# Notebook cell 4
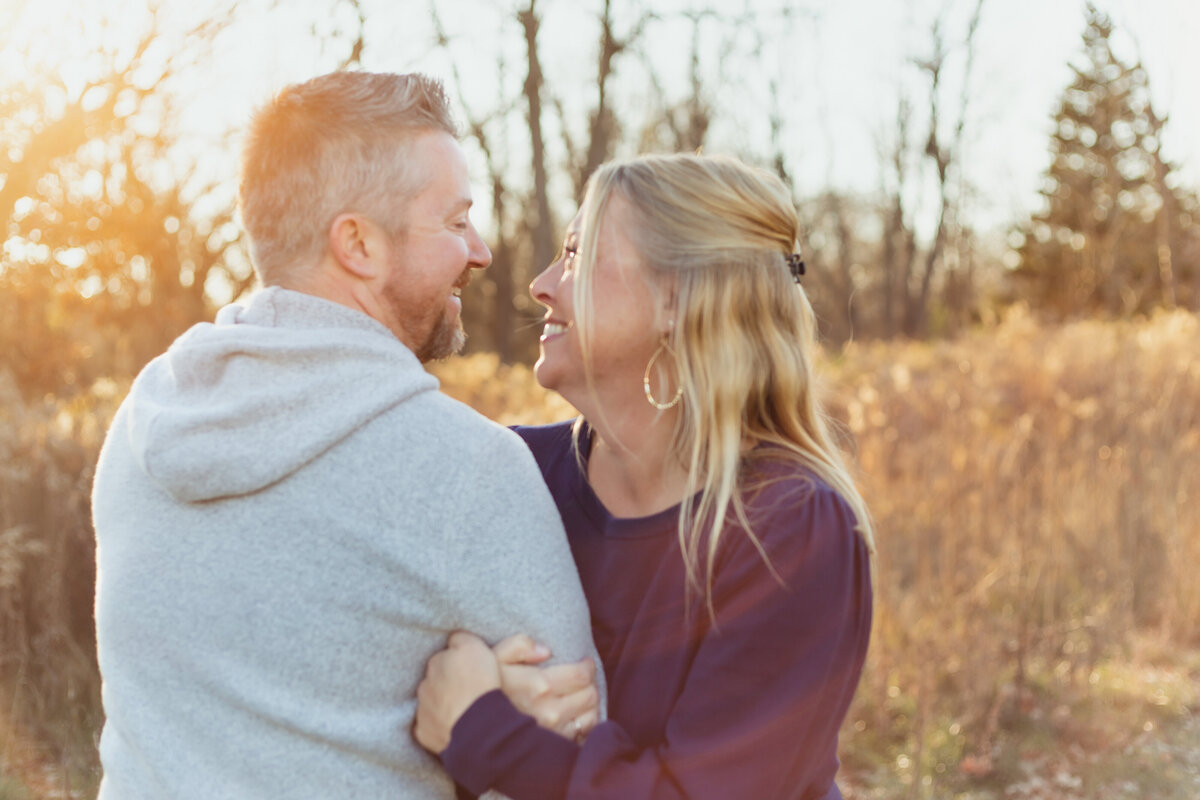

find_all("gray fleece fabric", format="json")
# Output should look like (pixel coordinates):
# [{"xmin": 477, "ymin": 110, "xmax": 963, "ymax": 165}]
[{"xmin": 92, "ymin": 287, "xmax": 601, "ymax": 799}]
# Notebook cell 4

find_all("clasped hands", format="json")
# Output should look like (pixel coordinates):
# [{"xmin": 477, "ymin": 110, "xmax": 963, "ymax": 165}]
[{"xmin": 414, "ymin": 631, "xmax": 600, "ymax": 754}]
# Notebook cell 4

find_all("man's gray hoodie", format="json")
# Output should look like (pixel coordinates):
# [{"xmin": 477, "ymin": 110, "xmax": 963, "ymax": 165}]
[{"xmin": 92, "ymin": 287, "xmax": 599, "ymax": 799}]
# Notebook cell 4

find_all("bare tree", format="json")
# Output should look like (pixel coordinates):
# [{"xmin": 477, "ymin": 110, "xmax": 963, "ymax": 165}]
[
  {"xmin": 336, "ymin": 0, "xmax": 366, "ymax": 69},
  {"xmin": 908, "ymin": 0, "xmax": 984, "ymax": 335},
  {"xmin": 879, "ymin": 93, "xmax": 918, "ymax": 338},
  {"xmin": 873, "ymin": 0, "xmax": 985, "ymax": 338},
  {"xmin": 0, "ymin": 6, "xmax": 254, "ymax": 396},
  {"xmin": 556, "ymin": 0, "xmax": 654, "ymax": 201},
  {"xmin": 518, "ymin": 0, "xmax": 557, "ymax": 296},
  {"xmin": 638, "ymin": 8, "xmax": 764, "ymax": 155},
  {"xmin": 798, "ymin": 189, "xmax": 869, "ymax": 344},
  {"xmin": 1146, "ymin": 104, "xmax": 1178, "ymax": 310},
  {"xmin": 430, "ymin": 0, "xmax": 661, "ymax": 360}
]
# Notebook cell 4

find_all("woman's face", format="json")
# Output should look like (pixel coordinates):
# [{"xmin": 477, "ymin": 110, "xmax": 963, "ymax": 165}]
[{"xmin": 529, "ymin": 194, "xmax": 666, "ymax": 409}]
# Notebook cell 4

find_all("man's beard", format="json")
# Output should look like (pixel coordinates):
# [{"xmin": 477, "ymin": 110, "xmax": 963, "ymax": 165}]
[
  {"xmin": 414, "ymin": 312, "xmax": 466, "ymax": 363},
  {"xmin": 382, "ymin": 268, "xmax": 470, "ymax": 363}
]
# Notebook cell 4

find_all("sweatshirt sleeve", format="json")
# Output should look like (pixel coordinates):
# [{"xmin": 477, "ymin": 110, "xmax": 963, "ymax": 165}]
[
  {"xmin": 442, "ymin": 425, "xmax": 604, "ymax": 682},
  {"xmin": 443, "ymin": 482, "xmax": 872, "ymax": 800}
]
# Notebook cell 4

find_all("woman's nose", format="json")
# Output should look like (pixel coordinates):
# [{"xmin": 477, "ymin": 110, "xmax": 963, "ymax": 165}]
[{"xmin": 529, "ymin": 259, "xmax": 560, "ymax": 307}]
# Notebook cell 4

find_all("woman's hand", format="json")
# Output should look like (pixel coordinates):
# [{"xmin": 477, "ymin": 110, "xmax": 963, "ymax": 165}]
[
  {"xmin": 414, "ymin": 631, "xmax": 501, "ymax": 754},
  {"xmin": 493, "ymin": 634, "xmax": 600, "ymax": 742}
]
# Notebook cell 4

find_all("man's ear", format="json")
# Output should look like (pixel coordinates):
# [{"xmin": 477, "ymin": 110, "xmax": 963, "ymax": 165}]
[{"xmin": 328, "ymin": 212, "xmax": 386, "ymax": 280}]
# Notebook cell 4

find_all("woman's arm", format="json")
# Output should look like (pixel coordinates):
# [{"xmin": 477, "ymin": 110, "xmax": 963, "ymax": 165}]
[
  {"xmin": 415, "ymin": 634, "xmax": 599, "ymax": 749},
  {"xmin": 415, "ymin": 632, "xmax": 501, "ymax": 754},
  {"xmin": 494, "ymin": 635, "xmax": 600, "ymax": 740},
  {"xmin": 423, "ymin": 485, "xmax": 873, "ymax": 800}
]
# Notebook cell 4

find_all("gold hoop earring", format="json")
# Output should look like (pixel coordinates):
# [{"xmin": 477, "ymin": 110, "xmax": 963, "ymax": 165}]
[{"xmin": 643, "ymin": 339, "xmax": 683, "ymax": 410}]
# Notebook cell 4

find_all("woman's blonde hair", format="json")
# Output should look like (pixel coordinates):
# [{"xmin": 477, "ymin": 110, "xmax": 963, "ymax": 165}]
[{"xmin": 571, "ymin": 153, "xmax": 875, "ymax": 615}]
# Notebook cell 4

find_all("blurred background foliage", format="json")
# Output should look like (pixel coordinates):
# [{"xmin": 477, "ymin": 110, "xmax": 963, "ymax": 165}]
[
  {"xmin": 3, "ymin": 1, "xmax": 1194, "ymax": 399},
  {"xmin": 1, "ymin": 0, "xmax": 1199, "ymax": 798},
  {"xmin": 1, "ymin": 7, "xmax": 253, "ymax": 400}
]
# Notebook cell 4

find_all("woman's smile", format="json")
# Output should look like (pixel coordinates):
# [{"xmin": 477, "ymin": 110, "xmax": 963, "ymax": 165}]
[{"xmin": 540, "ymin": 319, "xmax": 573, "ymax": 342}]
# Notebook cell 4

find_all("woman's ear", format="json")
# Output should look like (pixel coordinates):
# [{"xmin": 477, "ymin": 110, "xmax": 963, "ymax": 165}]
[
  {"xmin": 328, "ymin": 212, "xmax": 386, "ymax": 281},
  {"xmin": 656, "ymin": 276, "xmax": 679, "ymax": 337}
]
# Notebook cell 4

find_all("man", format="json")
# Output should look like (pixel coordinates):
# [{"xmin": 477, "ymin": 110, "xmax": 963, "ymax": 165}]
[{"xmin": 92, "ymin": 71, "xmax": 598, "ymax": 799}]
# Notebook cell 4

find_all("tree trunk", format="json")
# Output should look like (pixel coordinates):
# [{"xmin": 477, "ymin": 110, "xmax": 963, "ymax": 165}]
[
  {"xmin": 520, "ymin": 1, "xmax": 556, "ymax": 283},
  {"xmin": 577, "ymin": 0, "xmax": 620, "ymax": 200},
  {"xmin": 1153, "ymin": 152, "xmax": 1178, "ymax": 311}
]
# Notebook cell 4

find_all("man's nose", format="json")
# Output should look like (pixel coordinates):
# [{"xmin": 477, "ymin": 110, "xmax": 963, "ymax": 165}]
[{"xmin": 468, "ymin": 224, "xmax": 492, "ymax": 269}]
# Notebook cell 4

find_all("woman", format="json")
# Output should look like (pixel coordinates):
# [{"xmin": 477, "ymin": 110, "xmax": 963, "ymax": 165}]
[{"xmin": 414, "ymin": 153, "xmax": 875, "ymax": 799}]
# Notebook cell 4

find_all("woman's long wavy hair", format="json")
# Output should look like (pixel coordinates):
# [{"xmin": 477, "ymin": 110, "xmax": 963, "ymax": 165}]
[{"xmin": 570, "ymin": 153, "xmax": 875, "ymax": 616}]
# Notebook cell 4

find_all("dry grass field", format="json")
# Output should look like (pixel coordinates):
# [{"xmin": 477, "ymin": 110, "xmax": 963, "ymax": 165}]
[
  {"xmin": 1, "ymin": 309, "xmax": 1198, "ymax": 798},
  {"xmin": 822, "ymin": 308, "xmax": 1200, "ymax": 798}
]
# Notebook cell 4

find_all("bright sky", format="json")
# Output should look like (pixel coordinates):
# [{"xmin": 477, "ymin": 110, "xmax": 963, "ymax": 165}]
[
  {"xmin": 3, "ymin": 0, "xmax": 1198, "ymax": 240},
  {"xmin": 798, "ymin": 0, "xmax": 1200, "ymax": 228}
]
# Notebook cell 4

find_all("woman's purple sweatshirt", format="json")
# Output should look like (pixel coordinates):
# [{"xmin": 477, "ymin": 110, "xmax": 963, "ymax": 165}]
[{"xmin": 443, "ymin": 420, "xmax": 873, "ymax": 800}]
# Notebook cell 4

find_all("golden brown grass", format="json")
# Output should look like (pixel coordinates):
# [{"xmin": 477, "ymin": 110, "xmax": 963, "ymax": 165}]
[
  {"xmin": 0, "ymin": 374, "xmax": 120, "ymax": 796},
  {"xmin": 1, "ymin": 310, "xmax": 1197, "ymax": 798},
  {"xmin": 826, "ymin": 308, "xmax": 1200, "ymax": 796},
  {"xmin": 429, "ymin": 352, "xmax": 579, "ymax": 426}
]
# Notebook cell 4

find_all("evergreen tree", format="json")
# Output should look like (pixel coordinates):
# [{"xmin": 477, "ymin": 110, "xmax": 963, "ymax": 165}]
[{"xmin": 1014, "ymin": 3, "xmax": 1199, "ymax": 317}]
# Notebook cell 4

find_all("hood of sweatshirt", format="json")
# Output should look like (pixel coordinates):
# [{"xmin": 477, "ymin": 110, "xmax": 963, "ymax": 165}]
[{"xmin": 123, "ymin": 287, "xmax": 438, "ymax": 503}]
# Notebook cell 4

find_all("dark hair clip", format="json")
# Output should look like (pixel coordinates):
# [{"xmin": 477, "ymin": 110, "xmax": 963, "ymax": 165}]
[{"xmin": 785, "ymin": 253, "xmax": 806, "ymax": 282}]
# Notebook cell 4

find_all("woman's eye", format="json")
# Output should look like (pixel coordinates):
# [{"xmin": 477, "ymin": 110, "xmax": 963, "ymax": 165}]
[{"xmin": 563, "ymin": 246, "xmax": 578, "ymax": 271}]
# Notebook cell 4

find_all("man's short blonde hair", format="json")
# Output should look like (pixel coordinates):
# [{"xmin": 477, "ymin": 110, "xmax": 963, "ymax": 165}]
[{"xmin": 238, "ymin": 71, "xmax": 457, "ymax": 285}]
